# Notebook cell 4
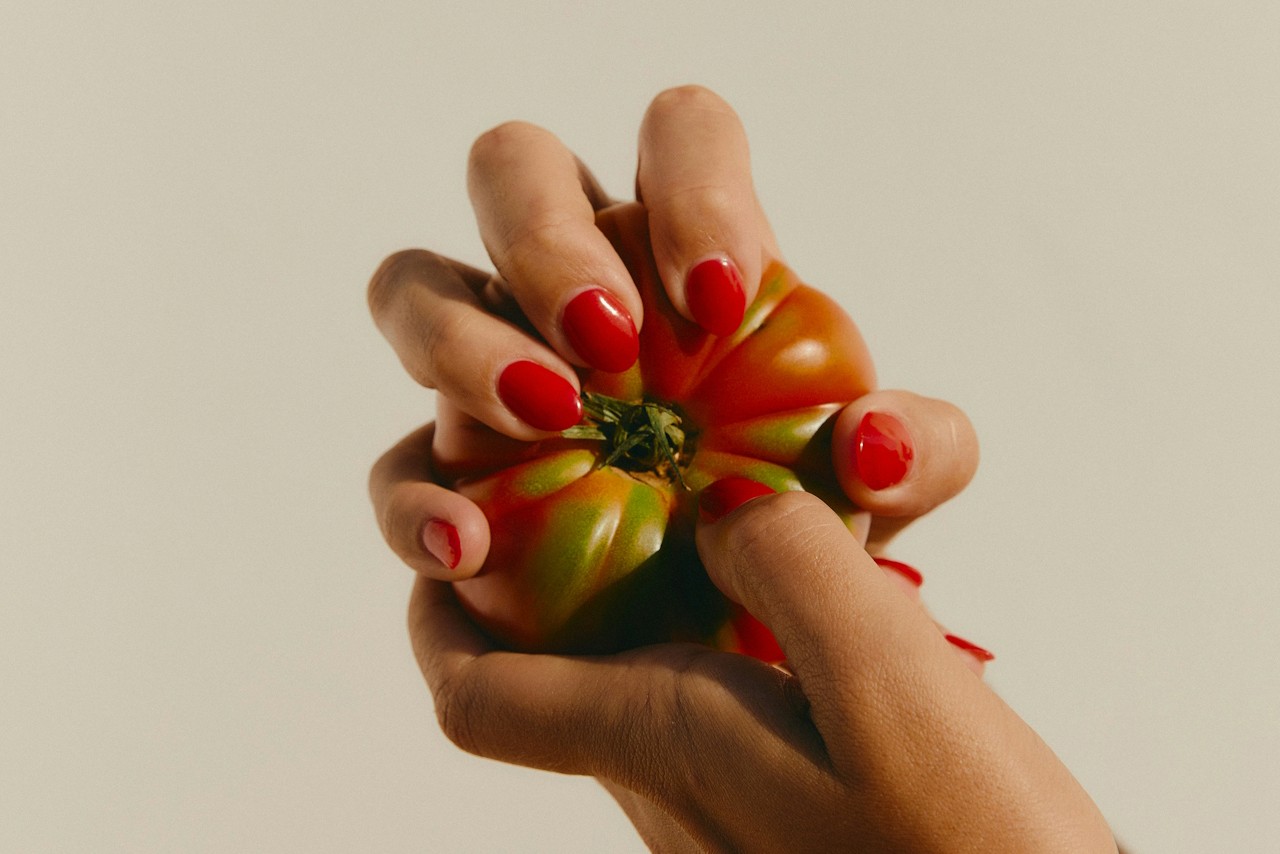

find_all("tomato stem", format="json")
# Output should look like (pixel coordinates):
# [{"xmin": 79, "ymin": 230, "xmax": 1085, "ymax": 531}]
[{"xmin": 562, "ymin": 392, "xmax": 691, "ymax": 489}]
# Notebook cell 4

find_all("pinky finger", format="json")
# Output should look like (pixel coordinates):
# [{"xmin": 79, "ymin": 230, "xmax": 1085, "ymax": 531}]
[{"xmin": 370, "ymin": 423, "xmax": 491, "ymax": 579}]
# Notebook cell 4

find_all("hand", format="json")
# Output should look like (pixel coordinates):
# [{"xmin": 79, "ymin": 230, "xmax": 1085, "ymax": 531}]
[
  {"xmin": 367, "ymin": 85, "xmax": 977, "ymax": 570},
  {"xmin": 373, "ymin": 463, "xmax": 1116, "ymax": 851},
  {"xmin": 366, "ymin": 86, "xmax": 1115, "ymax": 849},
  {"xmin": 368, "ymin": 85, "xmax": 777, "ymax": 445}
]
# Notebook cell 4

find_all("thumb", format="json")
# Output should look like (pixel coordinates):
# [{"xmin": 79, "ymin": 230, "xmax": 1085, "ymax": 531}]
[{"xmin": 695, "ymin": 480, "xmax": 987, "ymax": 773}]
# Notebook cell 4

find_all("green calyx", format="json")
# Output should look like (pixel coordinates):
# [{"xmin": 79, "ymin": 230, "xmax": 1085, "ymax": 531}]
[{"xmin": 562, "ymin": 392, "xmax": 691, "ymax": 489}]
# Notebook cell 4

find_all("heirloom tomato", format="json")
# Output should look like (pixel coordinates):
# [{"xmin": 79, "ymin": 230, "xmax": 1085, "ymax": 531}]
[{"xmin": 432, "ymin": 203, "xmax": 876, "ymax": 661}]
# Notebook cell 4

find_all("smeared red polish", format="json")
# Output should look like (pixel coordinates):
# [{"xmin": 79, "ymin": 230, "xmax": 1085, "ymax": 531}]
[
  {"xmin": 497, "ymin": 360, "xmax": 583, "ymax": 431},
  {"xmin": 686, "ymin": 257, "xmax": 746, "ymax": 336},
  {"xmin": 874, "ymin": 557, "xmax": 924, "ymax": 587},
  {"xmin": 562, "ymin": 288, "xmax": 639, "ymax": 373},
  {"xmin": 853, "ymin": 411, "xmax": 914, "ymax": 490},
  {"xmin": 422, "ymin": 519, "xmax": 461, "ymax": 570},
  {"xmin": 945, "ymin": 634, "xmax": 995, "ymax": 662},
  {"xmin": 699, "ymin": 476, "xmax": 776, "ymax": 523}
]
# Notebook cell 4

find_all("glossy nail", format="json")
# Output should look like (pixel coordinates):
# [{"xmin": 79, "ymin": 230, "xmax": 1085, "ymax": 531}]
[
  {"xmin": 562, "ymin": 288, "xmax": 639, "ymax": 373},
  {"xmin": 497, "ymin": 360, "xmax": 583, "ymax": 431},
  {"xmin": 686, "ymin": 257, "xmax": 746, "ymax": 336},
  {"xmin": 945, "ymin": 634, "xmax": 995, "ymax": 662},
  {"xmin": 873, "ymin": 557, "xmax": 924, "ymax": 588},
  {"xmin": 699, "ymin": 476, "xmax": 776, "ymax": 523},
  {"xmin": 422, "ymin": 519, "xmax": 461, "ymax": 570},
  {"xmin": 853, "ymin": 411, "xmax": 914, "ymax": 490}
]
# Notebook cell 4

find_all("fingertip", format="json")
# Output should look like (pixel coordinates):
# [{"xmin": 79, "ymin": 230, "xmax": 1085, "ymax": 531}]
[
  {"xmin": 833, "ymin": 391, "xmax": 979, "ymax": 518},
  {"xmin": 381, "ymin": 477, "xmax": 491, "ymax": 581},
  {"xmin": 873, "ymin": 556, "xmax": 924, "ymax": 598},
  {"xmin": 685, "ymin": 255, "xmax": 747, "ymax": 336},
  {"xmin": 430, "ymin": 499, "xmax": 490, "ymax": 580},
  {"xmin": 421, "ymin": 518, "xmax": 462, "ymax": 570},
  {"xmin": 560, "ymin": 286, "xmax": 641, "ymax": 373},
  {"xmin": 494, "ymin": 359, "xmax": 583, "ymax": 433},
  {"xmin": 851, "ymin": 410, "xmax": 915, "ymax": 491},
  {"xmin": 636, "ymin": 85, "xmax": 771, "ymax": 338},
  {"xmin": 697, "ymin": 475, "xmax": 777, "ymax": 524},
  {"xmin": 945, "ymin": 633, "xmax": 994, "ymax": 676},
  {"xmin": 419, "ymin": 507, "xmax": 490, "ymax": 579}
]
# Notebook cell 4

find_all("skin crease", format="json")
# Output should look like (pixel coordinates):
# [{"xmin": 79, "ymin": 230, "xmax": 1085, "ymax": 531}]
[{"xmin": 367, "ymin": 85, "xmax": 1120, "ymax": 852}]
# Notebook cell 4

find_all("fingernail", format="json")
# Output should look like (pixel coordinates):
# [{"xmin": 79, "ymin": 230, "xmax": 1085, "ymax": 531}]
[
  {"xmin": 686, "ymin": 257, "xmax": 746, "ymax": 336},
  {"xmin": 497, "ymin": 360, "xmax": 583, "ymax": 431},
  {"xmin": 945, "ymin": 634, "xmax": 995, "ymax": 662},
  {"xmin": 422, "ymin": 519, "xmax": 461, "ymax": 570},
  {"xmin": 699, "ymin": 476, "xmax": 776, "ymax": 523},
  {"xmin": 873, "ymin": 557, "xmax": 924, "ymax": 587},
  {"xmin": 854, "ymin": 411, "xmax": 914, "ymax": 490},
  {"xmin": 562, "ymin": 288, "xmax": 639, "ymax": 373}
]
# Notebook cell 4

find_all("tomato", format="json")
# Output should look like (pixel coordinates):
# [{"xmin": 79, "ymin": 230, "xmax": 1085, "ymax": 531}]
[{"xmin": 433, "ymin": 203, "xmax": 876, "ymax": 660}]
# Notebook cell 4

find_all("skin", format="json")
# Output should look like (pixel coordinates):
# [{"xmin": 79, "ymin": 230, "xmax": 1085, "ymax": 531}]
[{"xmin": 367, "ymin": 85, "xmax": 1118, "ymax": 852}]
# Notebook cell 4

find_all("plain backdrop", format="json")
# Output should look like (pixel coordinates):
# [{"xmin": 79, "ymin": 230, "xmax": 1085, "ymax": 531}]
[{"xmin": 3, "ymin": 2, "xmax": 1277, "ymax": 852}]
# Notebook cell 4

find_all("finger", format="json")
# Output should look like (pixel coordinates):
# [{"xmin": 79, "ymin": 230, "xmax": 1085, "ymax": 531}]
[
  {"xmin": 408, "ymin": 574, "xmax": 706, "ymax": 790},
  {"xmin": 468, "ymin": 121, "xmax": 643, "ymax": 373},
  {"xmin": 829, "ymin": 390, "xmax": 979, "ymax": 549},
  {"xmin": 695, "ymin": 484, "xmax": 994, "ymax": 774},
  {"xmin": 409, "ymin": 574, "xmax": 833, "ymax": 845},
  {"xmin": 367, "ymin": 249, "xmax": 583, "ymax": 437},
  {"xmin": 369, "ymin": 423, "xmax": 490, "ymax": 579},
  {"xmin": 637, "ymin": 85, "xmax": 779, "ymax": 336},
  {"xmin": 410, "ymin": 573, "xmax": 663, "ymax": 779},
  {"xmin": 695, "ymin": 497, "xmax": 1116, "ymax": 850}
]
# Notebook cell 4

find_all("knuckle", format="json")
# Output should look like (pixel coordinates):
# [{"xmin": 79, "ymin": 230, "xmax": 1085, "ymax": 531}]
[
  {"xmin": 649, "ymin": 179, "xmax": 742, "ymax": 225},
  {"xmin": 432, "ymin": 665, "xmax": 484, "ymax": 757},
  {"xmin": 381, "ymin": 482, "xmax": 423, "ymax": 562},
  {"xmin": 420, "ymin": 305, "xmax": 481, "ymax": 390},
  {"xmin": 601, "ymin": 650, "xmax": 695, "ymax": 796},
  {"xmin": 366, "ymin": 248, "xmax": 428, "ymax": 320},
  {"xmin": 495, "ymin": 215, "xmax": 584, "ymax": 280},
  {"xmin": 721, "ymin": 491, "xmax": 833, "ymax": 600},
  {"xmin": 367, "ymin": 445, "xmax": 396, "ymax": 504},
  {"xmin": 367, "ymin": 448, "xmax": 402, "ymax": 537}
]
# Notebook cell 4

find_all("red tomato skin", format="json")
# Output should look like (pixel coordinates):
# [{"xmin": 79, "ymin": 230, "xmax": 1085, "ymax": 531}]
[{"xmin": 442, "ymin": 203, "xmax": 877, "ymax": 659}]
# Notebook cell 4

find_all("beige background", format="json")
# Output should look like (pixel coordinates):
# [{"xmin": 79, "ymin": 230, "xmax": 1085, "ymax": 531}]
[{"xmin": 3, "ymin": 2, "xmax": 1277, "ymax": 851}]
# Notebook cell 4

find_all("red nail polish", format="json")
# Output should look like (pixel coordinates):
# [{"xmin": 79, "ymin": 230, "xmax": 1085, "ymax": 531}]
[
  {"xmin": 731, "ymin": 606, "xmax": 785, "ymax": 664},
  {"xmin": 497, "ymin": 360, "xmax": 583, "ymax": 431},
  {"xmin": 873, "ymin": 557, "xmax": 923, "ymax": 587},
  {"xmin": 686, "ymin": 257, "xmax": 746, "ymax": 336},
  {"xmin": 945, "ymin": 634, "xmax": 995, "ymax": 662},
  {"xmin": 562, "ymin": 288, "xmax": 639, "ymax": 373},
  {"xmin": 854, "ymin": 411, "xmax": 914, "ymax": 490},
  {"xmin": 422, "ymin": 519, "xmax": 461, "ymax": 570},
  {"xmin": 699, "ymin": 476, "xmax": 776, "ymax": 523}
]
